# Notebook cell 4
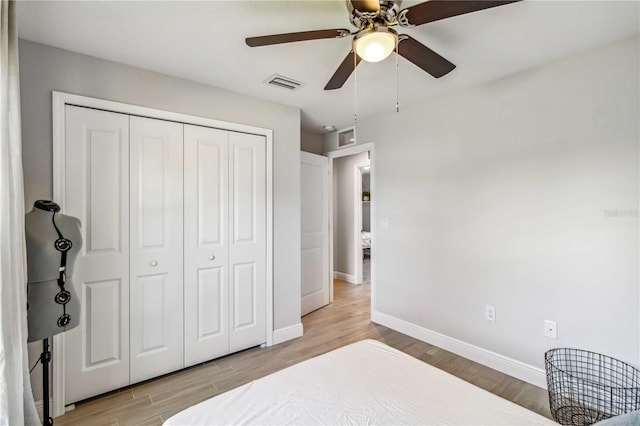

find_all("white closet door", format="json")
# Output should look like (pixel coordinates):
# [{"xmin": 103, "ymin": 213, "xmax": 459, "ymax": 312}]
[
  {"xmin": 64, "ymin": 106, "xmax": 131, "ymax": 403},
  {"xmin": 228, "ymin": 132, "xmax": 266, "ymax": 352},
  {"xmin": 129, "ymin": 116, "xmax": 184, "ymax": 383},
  {"xmin": 183, "ymin": 125, "xmax": 230, "ymax": 367}
]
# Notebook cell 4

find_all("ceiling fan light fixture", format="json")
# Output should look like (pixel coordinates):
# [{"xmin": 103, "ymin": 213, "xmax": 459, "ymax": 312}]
[{"xmin": 354, "ymin": 27, "xmax": 397, "ymax": 63}]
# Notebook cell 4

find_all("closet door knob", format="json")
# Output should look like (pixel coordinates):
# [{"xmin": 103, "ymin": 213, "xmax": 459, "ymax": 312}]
[
  {"xmin": 209, "ymin": 255, "xmax": 215, "ymax": 260},
  {"xmin": 150, "ymin": 260, "xmax": 158, "ymax": 267}
]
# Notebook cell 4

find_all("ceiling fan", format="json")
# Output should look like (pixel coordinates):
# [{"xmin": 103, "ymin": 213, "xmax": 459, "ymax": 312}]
[{"xmin": 246, "ymin": 0, "xmax": 521, "ymax": 90}]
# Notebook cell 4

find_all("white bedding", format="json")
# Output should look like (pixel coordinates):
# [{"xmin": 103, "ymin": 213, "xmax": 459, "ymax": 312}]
[
  {"xmin": 362, "ymin": 231, "xmax": 371, "ymax": 249},
  {"xmin": 165, "ymin": 339, "xmax": 555, "ymax": 425}
]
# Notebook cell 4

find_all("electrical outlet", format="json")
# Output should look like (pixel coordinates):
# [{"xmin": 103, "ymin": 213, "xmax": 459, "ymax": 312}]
[
  {"xmin": 544, "ymin": 320, "xmax": 557, "ymax": 339},
  {"xmin": 485, "ymin": 305, "xmax": 496, "ymax": 322},
  {"xmin": 379, "ymin": 218, "xmax": 389, "ymax": 229}
]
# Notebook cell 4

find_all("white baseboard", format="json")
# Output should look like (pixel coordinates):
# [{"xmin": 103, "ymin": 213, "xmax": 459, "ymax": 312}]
[
  {"xmin": 35, "ymin": 398, "xmax": 54, "ymax": 420},
  {"xmin": 371, "ymin": 310, "xmax": 547, "ymax": 389},
  {"xmin": 272, "ymin": 323, "xmax": 303, "ymax": 345},
  {"xmin": 333, "ymin": 271, "xmax": 358, "ymax": 284}
]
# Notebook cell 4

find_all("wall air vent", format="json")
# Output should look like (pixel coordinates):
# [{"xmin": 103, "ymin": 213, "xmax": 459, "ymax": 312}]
[{"xmin": 264, "ymin": 74, "xmax": 304, "ymax": 91}]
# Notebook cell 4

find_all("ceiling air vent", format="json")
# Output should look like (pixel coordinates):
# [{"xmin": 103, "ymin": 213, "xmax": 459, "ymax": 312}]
[{"xmin": 264, "ymin": 74, "xmax": 304, "ymax": 91}]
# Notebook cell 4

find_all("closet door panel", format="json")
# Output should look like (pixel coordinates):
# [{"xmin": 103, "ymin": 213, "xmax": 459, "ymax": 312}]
[
  {"xmin": 63, "ymin": 105, "xmax": 130, "ymax": 403},
  {"xmin": 129, "ymin": 116, "xmax": 184, "ymax": 383},
  {"xmin": 232, "ymin": 262, "xmax": 256, "ymax": 328},
  {"xmin": 197, "ymin": 267, "xmax": 224, "ymax": 335},
  {"xmin": 184, "ymin": 125, "xmax": 230, "ymax": 366},
  {"xmin": 229, "ymin": 132, "xmax": 266, "ymax": 353}
]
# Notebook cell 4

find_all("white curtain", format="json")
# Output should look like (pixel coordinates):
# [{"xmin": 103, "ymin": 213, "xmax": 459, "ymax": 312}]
[{"xmin": 0, "ymin": 1, "xmax": 41, "ymax": 425}]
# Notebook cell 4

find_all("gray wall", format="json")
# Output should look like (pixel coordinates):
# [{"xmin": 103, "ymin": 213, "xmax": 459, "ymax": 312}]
[
  {"xmin": 301, "ymin": 131, "xmax": 324, "ymax": 155},
  {"xmin": 327, "ymin": 36, "xmax": 640, "ymax": 369},
  {"xmin": 333, "ymin": 152, "xmax": 368, "ymax": 277},
  {"xmin": 362, "ymin": 173, "xmax": 370, "ymax": 192},
  {"xmin": 19, "ymin": 40, "xmax": 302, "ymax": 399}
]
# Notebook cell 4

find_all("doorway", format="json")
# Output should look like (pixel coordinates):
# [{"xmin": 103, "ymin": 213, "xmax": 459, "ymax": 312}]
[
  {"xmin": 360, "ymin": 165, "xmax": 371, "ymax": 286},
  {"xmin": 300, "ymin": 143, "xmax": 375, "ymax": 318},
  {"xmin": 327, "ymin": 143, "xmax": 375, "ymax": 305}
]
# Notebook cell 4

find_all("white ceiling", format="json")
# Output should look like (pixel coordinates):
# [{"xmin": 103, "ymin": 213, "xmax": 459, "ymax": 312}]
[{"xmin": 17, "ymin": 1, "xmax": 640, "ymax": 134}]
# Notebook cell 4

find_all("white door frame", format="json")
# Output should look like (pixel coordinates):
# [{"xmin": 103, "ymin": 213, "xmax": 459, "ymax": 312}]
[
  {"xmin": 326, "ymin": 143, "xmax": 375, "ymax": 303},
  {"xmin": 51, "ymin": 91, "xmax": 274, "ymax": 416}
]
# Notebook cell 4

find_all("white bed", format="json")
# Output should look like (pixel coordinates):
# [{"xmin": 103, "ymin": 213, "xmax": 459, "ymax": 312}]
[
  {"xmin": 362, "ymin": 230, "xmax": 371, "ymax": 257},
  {"xmin": 165, "ymin": 339, "xmax": 555, "ymax": 425},
  {"xmin": 361, "ymin": 231, "xmax": 371, "ymax": 249}
]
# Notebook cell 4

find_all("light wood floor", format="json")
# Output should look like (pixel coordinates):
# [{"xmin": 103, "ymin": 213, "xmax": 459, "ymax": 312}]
[{"xmin": 54, "ymin": 271, "xmax": 552, "ymax": 425}]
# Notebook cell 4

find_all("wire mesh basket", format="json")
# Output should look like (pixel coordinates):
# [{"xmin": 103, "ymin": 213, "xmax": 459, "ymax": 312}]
[{"xmin": 545, "ymin": 348, "xmax": 640, "ymax": 425}]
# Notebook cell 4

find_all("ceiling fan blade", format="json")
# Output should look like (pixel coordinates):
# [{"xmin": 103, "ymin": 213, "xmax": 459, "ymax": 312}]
[
  {"xmin": 402, "ymin": 0, "xmax": 522, "ymax": 27},
  {"xmin": 246, "ymin": 29, "xmax": 350, "ymax": 47},
  {"xmin": 350, "ymin": 0, "xmax": 380, "ymax": 13},
  {"xmin": 325, "ymin": 50, "xmax": 362, "ymax": 90},
  {"xmin": 398, "ymin": 35, "xmax": 455, "ymax": 78}
]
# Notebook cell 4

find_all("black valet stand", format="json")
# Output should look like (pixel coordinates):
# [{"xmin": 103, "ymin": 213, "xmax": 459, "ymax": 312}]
[{"xmin": 40, "ymin": 338, "xmax": 53, "ymax": 425}]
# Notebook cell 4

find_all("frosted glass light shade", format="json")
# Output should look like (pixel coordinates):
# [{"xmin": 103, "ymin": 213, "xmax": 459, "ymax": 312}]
[{"xmin": 354, "ymin": 30, "xmax": 397, "ymax": 63}]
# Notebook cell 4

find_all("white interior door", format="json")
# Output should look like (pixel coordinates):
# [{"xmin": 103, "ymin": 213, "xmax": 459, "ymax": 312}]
[
  {"xmin": 64, "ymin": 106, "xmax": 131, "ymax": 403},
  {"xmin": 228, "ymin": 132, "xmax": 266, "ymax": 352},
  {"xmin": 184, "ymin": 125, "xmax": 230, "ymax": 367},
  {"xmin": 300, "ymin": 152, "xmax": 330, "ymax": 316},
  {"xmin": 129, "ymin": 116, "xmax": 184, "ymax": 383}
]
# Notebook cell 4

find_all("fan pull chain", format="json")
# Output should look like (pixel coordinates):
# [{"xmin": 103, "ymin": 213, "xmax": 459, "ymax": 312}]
[
  {"xmin": 353, "ymin": 48, "xmax": 358, "ymax": 126},
  {"xmin": 395, "ymin": 36, "xmax": 399, "ymax": 113}
]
